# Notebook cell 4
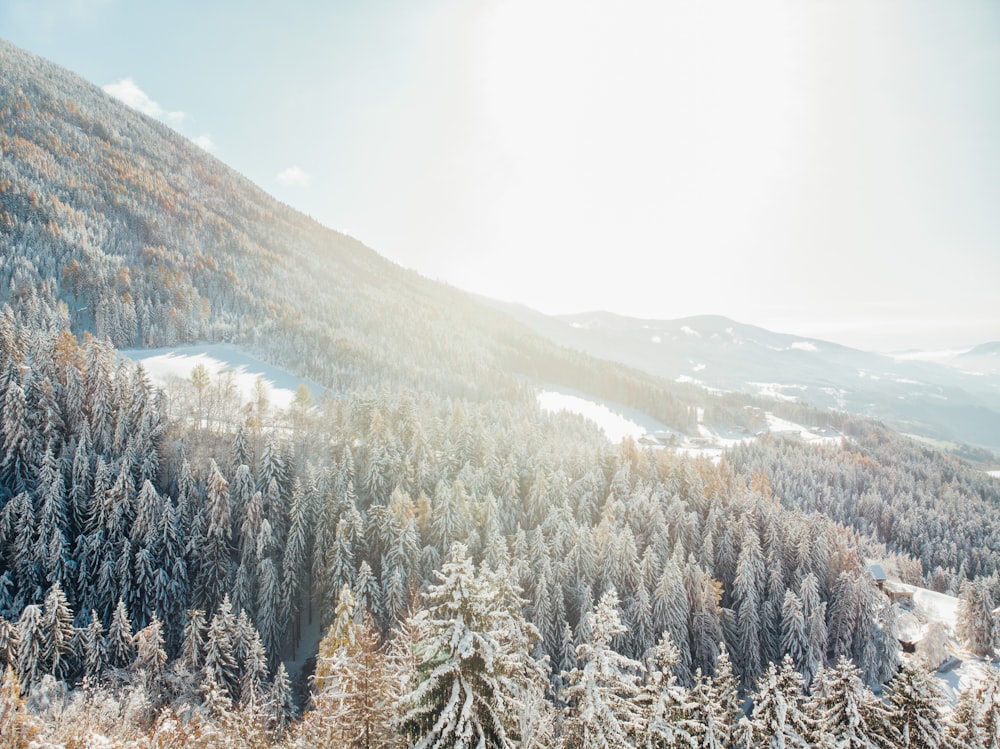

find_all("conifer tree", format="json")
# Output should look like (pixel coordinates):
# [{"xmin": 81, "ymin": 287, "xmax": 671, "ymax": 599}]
[
  {"xmin": 15, "ymin": 604, "xmax": 45, "ymax": 691},
  {"xmin": 748, "ymin": 656, "xmax": 812, "ymax": 749},
  {"xmin": 399, "ymin": 544, "xmax": 548, "ymax": 749},
  {"xmin": 558, "ymin": 589, "xmax": 645, "ymax": 749},
  {"xmin": 886, "ymin": 660, "xmax": 949, "ymax": 749},
  {"xmin": 41, "ymin": 581, "xmax": 74, "ymax": 681},
  {"xmin": 196, "ymin": 460, "xmax": 233, "ymax": 613},
  {"xmin": 640, "ymin": 631, "xmax": 700, "ymax": 748},
  {"xmin": 81, "ymin": 610, "xmax": 106, "ymax": 682},
  {"xmin": 267, "ymin": 662, "xmax": 295, "ymax": 739},
  {"xmin": 204, "ymin": 596, "xmax": 240, "ymax": 701},
  {"xmin": 107, "ymin": 598, "xmax": 135, "ymax": 670},
  {"xmin": 809, "ymin": 657, "xmax": 897, "ymax": 749}
]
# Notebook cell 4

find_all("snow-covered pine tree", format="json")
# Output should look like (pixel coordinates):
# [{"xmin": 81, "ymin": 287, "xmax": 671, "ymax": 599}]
[
  {"xmin": 558, "ymin": 589, "xmax": 645, "ymax": 749},
  {"xmin": 203, "ymin": 596, "xmax": 240, "ymax": 701},
  {"xmin": 639, "ymin": 631, "xmax": 700, "ymax": 748},
  {"xmin": 809, "ymin": 657, "xmax": 898, "ymax": 749},
  {"xmin": 133, "ymin": 613, "xmax": 168, "ymax": 693},
  {"xmin": 40, "ymin": 581, "xmax": 74, "ymax": 681},
  {"xmin": 107, "ymin": 598, "xmax": 135, "ymax": 670},
  {"xmin": 733, "ymin": 523, "xmax": 765, "ymax": 686},
  {"xmin": 80, "ymin": 610, "xmax": 106, "ymax": 682},
  {"xmin": 195, "ymin": 460, "xmax": 233, "ymax": 614},
  {"xmin": 15, "ymin": 604, "xmax": 45, "ymax": 691},
  {"xmin": 956, "ymin": 579, "xmax": 997, "ymax": 657},
  {"xmin": 398, "ymin": 543, "xmax": 548, "ymax": 749},
  {"xmin": 747, "ymin": 655, "xmax": 812, "ymax": 749},
  {"xmin": 267, "ymin": 661, "xmax": 295, "ymax": 739},
  {"xmin": 886, "ymin": 660, "xmax": 950, "ymax": 749}
]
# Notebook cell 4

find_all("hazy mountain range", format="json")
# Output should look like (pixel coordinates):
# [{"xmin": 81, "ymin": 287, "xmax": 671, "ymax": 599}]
[{"xmin": 483, "ymin": 300, "xmax": 1000, "ymax": 453}]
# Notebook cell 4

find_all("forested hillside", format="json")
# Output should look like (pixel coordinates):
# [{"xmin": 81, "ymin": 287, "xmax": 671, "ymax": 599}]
[
  {"xmin": 1, "ymin": 37, "xmax": 1000, "ymax": 748},
  {"xmin": 0, "ymin": 37, "xmax": 732, "ymax": 434}
]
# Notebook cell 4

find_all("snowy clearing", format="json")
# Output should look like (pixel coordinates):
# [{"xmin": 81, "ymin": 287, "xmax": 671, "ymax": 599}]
[
  {"xmin": 122, "ymin": 343, "xmax": 328, "ymax": 411},
  {"xmin": 886, "ymin": 581, "xmax": 995, "ymax": 700},
  {"xmin": 790, "ymin": 341, "xmax": 819, "ymax": 352},
  {"xmin": 765, "ymin": 414, "xmax": 842, "ymax": 445},
  {"xmin": 537, "ymin": 387, "xmax": 842, "ymax": 463},
  {"xmin": 537, "ymin": 389, "xmax": 670, "ymax": 443}
]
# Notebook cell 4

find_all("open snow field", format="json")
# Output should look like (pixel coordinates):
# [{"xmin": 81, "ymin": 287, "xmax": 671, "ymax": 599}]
[
  {"xmin": 537, "ymin": 387, "xmax": 672, "ymax": 442},
  {"xmin": 122, "ymin": 343, "xmax": 328, "ymax": 410},
  {"xmin": 537, "ymin": 386, "xmax": 843, "ymax": 459}
]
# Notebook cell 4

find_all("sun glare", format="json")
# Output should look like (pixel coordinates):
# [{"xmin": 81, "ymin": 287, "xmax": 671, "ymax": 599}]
[{"xmin": 466, "ymin": 0, "xmax": 809, "ymax": 317}]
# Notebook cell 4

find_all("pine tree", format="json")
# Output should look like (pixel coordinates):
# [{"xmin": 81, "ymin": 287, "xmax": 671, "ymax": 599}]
[
  {"xmin": 196, "ymin": 460, "xmax": 233, "ymax": 614},
  {"xmin": 780, "ymin": 591, "xmax": 809, "ymax": 677},
  {"xmin": 734, "ymin": 524, "xmax": 765, "ymax": 685},
  {"xmin": 240, "ymin": 626, "xmax": 268, "ymax": 713},
  {"xmin": 180, "ymin": 608, "xmax": 208, "ymax": 675},
  {"xmin": 747, "ymin": 656, "xmax": 812, "ymax": 749},
  {"xmin": 81, "ymin": 610, "xmax": 106, "ymax": 682},
  {"xmin": 0, "ymin": 616, "xmax": 18, "ymax": 668},
  {"xmin": 558, "ymin": 589, "xmax": 645, "ymax": 749},
  {"xmin": 886, "ymin": 660, "xmax": 949, "ymax": 749},
  {"xmin": 267, "ymin": 662, "xmax": 295, "ymax": 739},
  {"xmin": 204, "ymin": 596, "xmax": 240, "ymax": 701},
  {"xmin": 40, "ymin": 581, "xmax": 74, "ymax": 681},
  {"xmin": 809, "ymin": 657, "xmax": 897, "ymax": 749},
  {"xmin": 956, "ymin": 579, "xmax": 997, "ymax": 657},
  {"xmin": 107, "ymin": 598, "xmax": 135, "ymax": 670},
  {"xmin": 640, "ymin": 631, "xmax": 700, "ymax": 748},
  {"xmin": 133, "ymin": 614, "xmax": 168, "ymax": 693},
  {"xmin": 15, "ymin": 604, "xmax": 44, "ymax": 692},
  {"xmin": 399, "ymin": 544, "xmax": 548, "ymax": 749}
]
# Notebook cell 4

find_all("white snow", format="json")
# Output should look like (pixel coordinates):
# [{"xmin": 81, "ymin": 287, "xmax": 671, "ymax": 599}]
[
  {"xmin": 790, "ymin": 341, "xmax": 818, "ymax": 352},
  {"xmin": 537, "ymin": 389, "xmax": 668, "ymax": 443},
  {"xmin": 122, "ymin": 343, "xmax": 327, "ymax": 411},
  {"xmin": 764, "ymin": 414, "xmax": 841, "ymax": 444},
  {"xmin": 986, "ymin": 470, "xmax": 1000, "ymax": 478},
  {"xmin": 748, "ymin": 382, "xmax": 803, "ymax": 402},
  {"xmin": 680, "ymin": 325, "xmax": 701, "ymax": 338},
  {"xmin": 885, "ymin": 581, "xmax": 995, "ymax": 701},
  {"xmin": 650, "ymin": 335, "xmax": 662, "ymax": 344},
  {"xmin": 675, "ymin": 375, "xmax": 702, "ymax": 385},
  {"xmin": 692, "ymin": 362, "xmax": 706, "ymax": 372}
]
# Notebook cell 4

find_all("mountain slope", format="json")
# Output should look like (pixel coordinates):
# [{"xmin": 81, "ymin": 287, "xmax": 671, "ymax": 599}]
[
  {"xmin": 483, "ymin": 299, "xmax": 1000, "ymax": 451},
  {"xmin": 0, "ymin": 37, "xmax": 713, "ymax": 433}
]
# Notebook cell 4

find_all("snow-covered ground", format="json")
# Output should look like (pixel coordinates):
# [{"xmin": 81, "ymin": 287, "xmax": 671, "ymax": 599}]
[
  {"xmin": 987, "ymin": 470, "xmax": 1000, "ymax": 478},
  {"xmin": 887, "ymin": 581, "xmax": 995, "ymax": 700},
  {"xmin": 122, "ymin": 343, "xmax": 328, "ymax": 410},
  {"xmin": 537, "ymin": 388, "xmax": 672, "ymax": 443},
  {"xmin": 536, "ymin": 387, "xmax": 843, "ymax": 460},
  {"xmin": 764, "ymin": 414, "xmax": 842, "ymax": 445}
]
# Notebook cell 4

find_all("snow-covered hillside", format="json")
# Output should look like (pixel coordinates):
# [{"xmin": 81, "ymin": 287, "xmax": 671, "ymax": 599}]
[{"xmin": 537, "ymin": 386, "xmax": 843, "ymax": 458}]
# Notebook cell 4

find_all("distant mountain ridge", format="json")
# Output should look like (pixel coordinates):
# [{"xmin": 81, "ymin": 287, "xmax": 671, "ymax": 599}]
[{"xmin": 483, "ymin": 299, "xmax": 1000, "ymax": 452}]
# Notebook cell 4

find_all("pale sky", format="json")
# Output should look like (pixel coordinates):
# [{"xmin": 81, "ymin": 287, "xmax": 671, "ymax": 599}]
[{"xmin": 3, "ymin": 0, "xmax": 999, "ymax": 351}]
